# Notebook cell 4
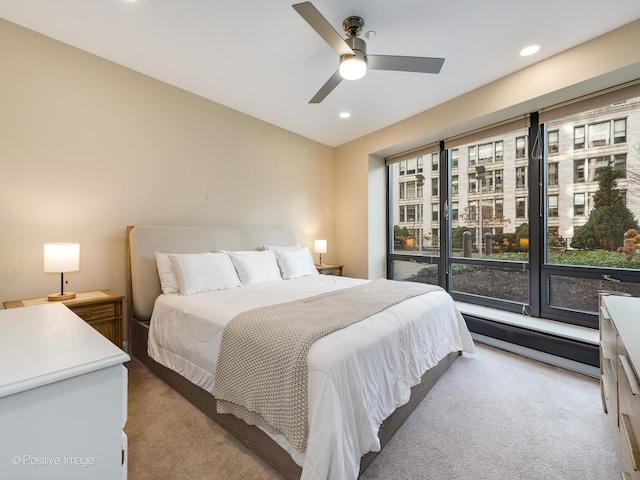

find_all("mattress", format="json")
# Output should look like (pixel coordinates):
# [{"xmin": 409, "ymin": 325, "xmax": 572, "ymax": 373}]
[{"xmin": 148, "ymin": 275, "xmax": 474, "ymax": 480}]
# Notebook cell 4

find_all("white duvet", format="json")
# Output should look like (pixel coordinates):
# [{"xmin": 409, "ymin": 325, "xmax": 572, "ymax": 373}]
[{"xmin": 148, "ymin": 275, "xmax": 474, "ymax": 480}]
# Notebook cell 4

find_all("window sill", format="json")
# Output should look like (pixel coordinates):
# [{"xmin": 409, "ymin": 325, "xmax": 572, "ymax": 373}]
[{"xmin": 456, "ymin": 301, "xmax": 598, "ymax": 346}]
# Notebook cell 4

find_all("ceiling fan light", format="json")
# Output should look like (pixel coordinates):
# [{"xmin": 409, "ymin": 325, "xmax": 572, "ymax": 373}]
[{"xmin": 339, "ymin": 56, "xmax": 367, "ymax": 80}]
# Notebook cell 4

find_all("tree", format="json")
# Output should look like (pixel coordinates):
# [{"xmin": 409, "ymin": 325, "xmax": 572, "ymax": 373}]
[{"xmin": 571, "ymin": 164, "xmax": 639, "ymax": 250}]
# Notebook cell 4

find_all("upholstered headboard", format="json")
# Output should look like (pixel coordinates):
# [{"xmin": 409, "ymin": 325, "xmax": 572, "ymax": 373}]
[{"xmin": 127, "ymin": 225, "xmax": 296, "ymax": 321}]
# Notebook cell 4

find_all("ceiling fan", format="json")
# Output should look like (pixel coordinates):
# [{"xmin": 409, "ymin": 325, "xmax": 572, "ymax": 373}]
[{"xmin": 292, "ymin": 1, "xmax": 445, "ymax": 104}]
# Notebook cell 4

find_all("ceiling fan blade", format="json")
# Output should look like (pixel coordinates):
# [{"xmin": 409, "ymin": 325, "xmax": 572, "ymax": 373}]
[
  {"xmin": 293, "ymin": 2, "xmax": 354, "ymax": 57},
  {"xmin": 367, "ymin": 55, "xmax": 445, "ymax": 74},
  {"xmin": 309, "ymin": 69, "xmax": 343, "ymax": 104}
]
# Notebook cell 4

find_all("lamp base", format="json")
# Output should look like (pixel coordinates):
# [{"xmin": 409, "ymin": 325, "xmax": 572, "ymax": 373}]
[{"xmin": 48, "ymin": 292, "xmax": 76, "ymax": 301}]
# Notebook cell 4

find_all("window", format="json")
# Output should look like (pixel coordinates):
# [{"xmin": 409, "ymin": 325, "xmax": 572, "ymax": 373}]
[
  {"xmin": 486, "ymin": 171, "xmax": 494, "ymax": 191},
  {"xmin": 468, "ymin": 146, "xmax": 477, "ymax": 165},
  {"xmin": 407, "ymin": 158, "xmax": 417, "ymax": 175},
  {"xmin": 452, "ymin": 175, "xmax": 459, "ymax": 195},
  {"xmin": 495, "ymin": 141, "xmax": 504, "ymax": 162},
  {"xmin": 406, "ymin": 205, "xmax": 416, "ymax": 222},
  {"xmin": 574, "ymin": 126, "xmax": 585, "ymax": 149},
  {"xmin": 548, "ymin": 195, "xmax": 558, "ymax": 217},
  {"xmin": 417, "ymin": 156, "xmax": 424, "ymax": 173},
  {"xmin": 431, "ymin": 203, "xmax": 439, "ymax": 222},
  {"xmin": 548, "ymin": 162, "xmax": 558, "ymax": 186},
  {"xmin": 589, "ymin": 156, "xmax": 609, "ymax": 182},
  {"xmin": 574, "ymin": 160, "xmax": 585, "ymax": 183},
  {"xmin": 399, "ymin": 161, "xmax": 406, "ymax": 176},
  {"xmin": 469, "ymin": 173, "xmax": 477, "ymax": 193},
  {"xmin": 516, "ymin": 198, "xmax": 527, "ymax": 218},
  {"xmin": 417, "ymin": 183, "xmax": 423, "ymax": 198},
  {"xmin": 614, "ymin": 118, "xmax": 627, "ymax": 144},
  {"xmin": 479, "ymin": 143, "xmax": 493, "ymax": 164},
  {"xmin": 431, "ymin": 177, "xmax": 439, "ymax": 196},
  {"xmin": 431, "ymin": 153, "xmax": 439, "ymax": 171},
  {"xmin": 614, "ymin": 154, "xmax": 627, "ymax": 178},
  {"xmin": 548, "ymin": 130, "xmax": 559, "ymax": 154},
  {"xmin": 468, "ymin": 201, "xmax": 477, "ymax": 221},
  {"xmin": 516, "ymin": 167, "xmax": 527, "ymax": 189},
  {"xmin": 574, "ymin": 193, "xmax": 585, "ymax": 216},
  {"xmin": 495, "ymin": 198, "xmax": 504, "ymax": 218},
  {"xmin": 407, "ymin": 181, "xmax": 416, "ymax": 198},
  {"xmin": 495, "ymin": 169, "xmax": 503, "ymax": 191},
  {"xmin": 399, "ymin": 182, "xmax": 406, "ymax": 199},
  {"xmin": 399, "ymin": 206, "xmax": 405, "ymax": 222},
  {"xmin": 452, "ymin": 202, "xmax": 459, "ymax": 221},
  {"xmin": 588, "ymin": 122, "xmax": 610, "ymax": 147},
  {"xmin": 515, "ymin": 137, "xmax": 526, "ymax": 158},
  {"xmin": 451, "ymin": 149, "xmax": 459, "ymax": 169}
]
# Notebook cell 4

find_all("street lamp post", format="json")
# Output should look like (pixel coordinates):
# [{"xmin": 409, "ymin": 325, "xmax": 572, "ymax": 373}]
[{"xmin": 475, "ymin": 165, "xmax": 486, "ymax": 253}]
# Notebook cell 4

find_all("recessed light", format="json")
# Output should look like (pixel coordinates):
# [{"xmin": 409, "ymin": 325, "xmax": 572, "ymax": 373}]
[
  {"xmin": 339, "ymin": 112, "xmax": 351, "ymax": 119},
  {"xmin": 520, "ymin": 44, "xmax": 540, "ymax": 57}
]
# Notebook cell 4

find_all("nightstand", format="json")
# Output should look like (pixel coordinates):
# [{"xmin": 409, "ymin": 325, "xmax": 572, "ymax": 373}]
[
  {"xmin": 3, "ymin": 289, "xmax": 124, "ymax": 348},
  {"xmin": 316, "ymin": 264, "xmax": 343, "ymax": 276}
]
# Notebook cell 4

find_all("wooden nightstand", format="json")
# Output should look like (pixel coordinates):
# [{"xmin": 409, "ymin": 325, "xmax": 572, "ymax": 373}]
[
  {"xmin": 316, "ymin": 264, "xmax": 343, "ymax": 276},
  {"xmin": 3, "ymin": 289, "xmax": 124, "ymax": 348}
]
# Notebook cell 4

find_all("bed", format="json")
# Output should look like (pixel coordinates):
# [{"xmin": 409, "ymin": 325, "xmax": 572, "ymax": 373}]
[{"xmin": 126, "ymin": 225, "xmax": 474, "ymax": 480}]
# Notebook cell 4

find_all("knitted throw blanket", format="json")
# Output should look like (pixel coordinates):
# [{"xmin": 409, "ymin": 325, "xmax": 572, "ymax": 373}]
[{"xmin": 214, "ymin": 279, "xmax": 442, "ymax": 451}]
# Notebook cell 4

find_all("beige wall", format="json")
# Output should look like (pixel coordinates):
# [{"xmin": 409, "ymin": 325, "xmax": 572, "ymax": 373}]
[
  {"xmin": 0, "ymin": 19, "xmax": 336, "ymax": 308},
  {"xmin": 335, "ymin": 19, "xmax": 640, "ymax": 279}
]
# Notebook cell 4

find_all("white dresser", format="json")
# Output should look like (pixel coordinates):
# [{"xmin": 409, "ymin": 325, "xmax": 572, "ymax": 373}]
[{"xmin": 0, "ymin": 302, "xmax": 130, "ymax": 480}]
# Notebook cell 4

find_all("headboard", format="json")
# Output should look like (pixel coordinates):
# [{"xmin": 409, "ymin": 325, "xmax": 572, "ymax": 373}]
[{"xmin": 126, "ymin": 225, "xmax": 296, "ymax": 321}]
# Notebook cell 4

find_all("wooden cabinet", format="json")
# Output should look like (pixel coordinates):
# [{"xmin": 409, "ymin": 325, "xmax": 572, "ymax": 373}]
[
  {"xmin": 600, "ymin": 295, "xmax": 640, "ymax": 479},
  {"xmin": 4, "ymin": 289, "xmax": 124, "ymax": 348},
  {"xmin": 316, "ymin": 264, "xmax": 343, "ymax": 276},
  {"xmin": 0, "ymin": 303, "xmax": 130, "ymax": 480}
]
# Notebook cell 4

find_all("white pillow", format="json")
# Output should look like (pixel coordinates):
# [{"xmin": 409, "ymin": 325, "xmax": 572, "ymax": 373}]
[
  {"xmin": 263, "ymin": 244, "xmax": 301, "ymax": 252},
  {"xmin": 275, "ymin": 246, "xmax": 319, "ymax": 280},
  {"xmin": 223, "ymin": 250, "xmax": 283, "ymax": 286},
  {"xmin": 168, "ymin": 252, "xmax": 241, "ymax": 296},
  {"xmin": 155, "ymin": 252, "xmax": 179, "ymax": 294}
]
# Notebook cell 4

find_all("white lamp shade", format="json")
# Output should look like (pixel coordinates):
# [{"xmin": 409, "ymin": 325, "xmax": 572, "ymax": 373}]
[
  {"xmin": 44, "ymin": 243, "xmax": 80, "ymax": 273},
  {"xmin": 314, "ymin": 239, "xmax": 327, "ymax": 254}
]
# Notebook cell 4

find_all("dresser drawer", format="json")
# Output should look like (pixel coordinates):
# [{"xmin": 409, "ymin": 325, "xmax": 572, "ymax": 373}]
[{"xmin": 69, "ymin": 302, "xmax": 116, "ymax": 322}]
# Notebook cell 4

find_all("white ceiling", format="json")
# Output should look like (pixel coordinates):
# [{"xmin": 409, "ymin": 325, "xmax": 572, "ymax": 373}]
[{"xmin": 2, "ymin": 1, "xmax": 640, "ymax": 147}]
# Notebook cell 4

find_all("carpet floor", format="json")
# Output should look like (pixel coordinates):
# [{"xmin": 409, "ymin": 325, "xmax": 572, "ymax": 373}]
[{"xmin": 125, "ymin": 343, "xmax": 619, "ymax": 480}]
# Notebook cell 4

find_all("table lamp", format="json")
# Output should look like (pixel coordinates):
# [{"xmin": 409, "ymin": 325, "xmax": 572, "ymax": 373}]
[
  {"xmin": 314, "ymin": 239, "xmax": 327, "ymax": 265},
  {"xmin": 44, "ymin": 243, "xmax": 80, "ymax": 301}
]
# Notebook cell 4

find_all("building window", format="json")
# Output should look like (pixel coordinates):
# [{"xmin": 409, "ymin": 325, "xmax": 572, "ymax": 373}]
[
  {"xmin": 417, "ymin": 183, "xmax": 423, "ymax": 198},
  {"xmin": 431, "ymin": 153, "xmax": 439, "ymax": 171},
  {"xmin": 548, "ymin": 162, "xmax": 559, "ymax": 186},
  {"xmin": 495, "ymin": 169, "xmax": 503, "ymax": 191},
  {"xmin": 451, "ymin": 149, "xmax": 459, "ymax": 169},
  {"xmin": 399, "ymin": 161, "xmax": 406, "ymax": 176},
  {"xmin": 432, "ymin": 203, "xmax": 439, "ymax": 222},
  {"xmin": 590, "ymin": 156, "xmax": 609, "ymax": 182},
  {"xmin": 406, "ymin": 205, "xmax": 416, "ymax": 222},
  {"xmin": 516, "ymin": 166, "xmax": 527, "ymax": 189},
  {"xmin": 588, "ymin": 122, "xmax": 609, "ymax": 147},
  {"xmin": 399, "ymin": 206, "xmax": 405, "ymax": 222},
  {"xmin": 452, "ymin": 202, "xmax": 459, "ymax": 221},
  {"xmin": 574, "ymin": 126, "xmax": 585, "ymax": 149},
  {"xmin": 452, "ymin": 175, "xmax": 459, "ymax": 195},
  {"xmin": 469, "ymin": 172, "xmax": 477, "ymax": 193},
  {"xmin": 431, "ymin": 177, "xmax": 439, "ymax": 196},
  {"xmin": 614, "ymin": 118, "xmax": 627, "ymax": 144},
  {"xmin": 417, "ymin": 156, "xmax": 424, "ymax": 173},
  {"xmin": 468, "ymin": 201, "xmax": 477, "ymax": 221},
  {"xmin": 548, "ymin": 195, "xmax": 559, "ymax": 217},
  {"xmin": 516, "ymin": 198, "xmax": 527, "ymax": 218},
  {"xmin": 574, "ymin": 193, "xmax": 585, "ymax": 216},
  {"xmin": 399, "ymin": 182, "xmax": 406, "ymax": 199},
  {"xmin": 548, "ymin": 130, "xmax": 559, "ymax": 155},
  {"xmin": 495, "ymin": 141, "xmax": 503, "ymax": 162},
  {"xmin": 407, "ymin": 181, "xmax": 416, "ymax": 198},
  {"xmin": 515, "ymin": 137, "xmax": 526, "ymax": 158},
  {"xmin": 495, "ymin": 198, "xmax": 504, "ymax": 218},
  {"xmin": 468, "ymin": 146, "xmax": 477, "ymax": 165},
  {"xmin": 479, "ymin": 143, "xmax": 493, "ymax": 164},
  {"xmin": 574, "ymin": 159, "xmax": 585, "ymax": 183},
  {"xmin": 614, "ymin": 153, "xmax": 627, "ymax": 178}
]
